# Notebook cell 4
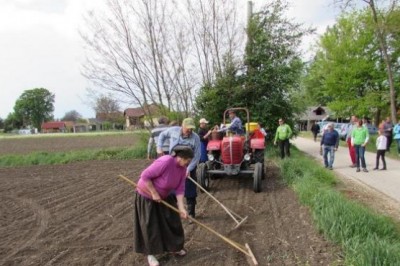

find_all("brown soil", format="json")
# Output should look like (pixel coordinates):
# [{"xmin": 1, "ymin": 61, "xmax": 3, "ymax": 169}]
[
  {"xmin": 0, "ymin": 159, "xmax": 342, "ymax": 266},
  {"xmin": 0, "ymin": 134, "xmax": 139, "ymax": 155}
]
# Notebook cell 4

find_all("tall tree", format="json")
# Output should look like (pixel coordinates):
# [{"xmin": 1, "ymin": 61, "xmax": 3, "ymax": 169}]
[
  {"xmin": 61, "ymin": 110, "xmax": 82, "ymax": 122},
  {"xmin": 304, "ymin": 8, "xmax": 398, "ymax": 123},
  {"xmin": 195, "ymin": 0, "xmax": 311, "ymax": 133},
  {"xmin": 334, "ymin": 0, "xmax": 399, "ymax": 123},
  {"xmin": 242, "ymin": 0, "xmax": 311, "ymax": 132},
  {"xmin": 195, "ymin": 54, "xmax": 242, "ymax": 124},
  {"xmin": 82, "ymin": 0, "xmax": 243, "ymax": 118},
  {"xmin": 93, "ymin": 95, "xmax": 121, "ymax": 114},
  {"xmin": 14, "ymin": 88, "xmax": 55, "ymax": 130},
  {"xmin": 3, "ymin": 113, "xmax": 23, "ymax": 132}
]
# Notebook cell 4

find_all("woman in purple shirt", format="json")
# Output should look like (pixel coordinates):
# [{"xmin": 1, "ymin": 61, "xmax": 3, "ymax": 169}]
[{"xmin": 134, "ymin": 147, "xmax": 194, "ymax": 266}]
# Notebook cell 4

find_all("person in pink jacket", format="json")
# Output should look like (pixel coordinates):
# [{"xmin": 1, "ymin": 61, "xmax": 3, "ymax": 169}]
[{"xmin": 134, "ymin": 147, "xmax": 194, "ymax": 266}]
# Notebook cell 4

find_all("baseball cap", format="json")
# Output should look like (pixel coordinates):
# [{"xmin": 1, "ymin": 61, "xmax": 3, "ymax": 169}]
[
  {"xmin": 182, "ymin": 118, "xmax": 196, "ymax": 129},
  {"xmin": 199, "ymin": 118, "xmax": 209, "ymax": 124}
]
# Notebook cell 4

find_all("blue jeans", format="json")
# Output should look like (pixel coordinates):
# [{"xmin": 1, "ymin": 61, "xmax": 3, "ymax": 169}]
[
  {"xmin": 323, "ymin": 145, "xmax": 335, "ymax": 168},
  {"xmin": 354, "ymin": 145, "xmax": 366, "ymax": 169}
]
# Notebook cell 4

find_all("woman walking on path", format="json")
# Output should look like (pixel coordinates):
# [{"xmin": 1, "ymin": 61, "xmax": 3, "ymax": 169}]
[
  {"xmin": 351, "ymin": 120, "xmax": 370, "ymax": 173},
  {"xmin": 134, "ymin": 148, "xmax": 194, "ymax": 266},
  {"xmin": 394, "ymin": 120, "xmax": 400, "ymax": 156},
  {"xmin": 374, "ymin": 130, "xmax": 387, "ymax": 170}
]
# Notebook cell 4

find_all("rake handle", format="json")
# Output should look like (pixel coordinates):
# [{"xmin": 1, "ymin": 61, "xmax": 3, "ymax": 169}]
[
  {"xmin": 187, "ymin": 176, "xmax": 244, "ymax": 221},
  {"xmin": 117, "ymin": 175, "xmax": 250, "ymax": 256}
]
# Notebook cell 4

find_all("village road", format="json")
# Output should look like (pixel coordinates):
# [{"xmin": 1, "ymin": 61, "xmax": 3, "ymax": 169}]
[{"xmin": 293, "ymin": 137, "xmax": 400, "ymax": 204}]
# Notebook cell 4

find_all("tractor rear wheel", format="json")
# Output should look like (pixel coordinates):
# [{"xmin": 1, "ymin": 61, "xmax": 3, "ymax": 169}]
[
  {"xmin": 198, "ymin": 163, "xmax": 210, "ymax": 191},
  {"xmin": 253, "ymin": 162, "xmax": 262, "ymax": 193}
]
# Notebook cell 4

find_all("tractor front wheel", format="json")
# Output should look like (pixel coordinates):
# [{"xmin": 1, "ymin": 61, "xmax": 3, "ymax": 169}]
[{"xmin": 198, "ymin": 163, "xmax": 210, "ymax": 191}]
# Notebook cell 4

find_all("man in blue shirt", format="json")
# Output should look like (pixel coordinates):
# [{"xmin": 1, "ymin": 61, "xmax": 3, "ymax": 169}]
[
  {"xmin": 320, "ymin": 123, "xmax": 339, "ymax": 170},
  {"xmin": 157, "ymin": 118, "xmax": 201, "ymax": 219},
  {"xmin": 219, "ymin": 109, "xmax": 243, "ymax": 135}
]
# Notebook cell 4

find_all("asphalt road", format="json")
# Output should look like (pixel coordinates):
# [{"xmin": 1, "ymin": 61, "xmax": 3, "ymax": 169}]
[{"xmin": 292, "ymin": 136, "xmax": 400, "ymax": 204}]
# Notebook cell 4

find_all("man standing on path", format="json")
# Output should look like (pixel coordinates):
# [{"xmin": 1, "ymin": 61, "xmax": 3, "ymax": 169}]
[
  {"xmin": 157, "ymin": 118, "xmax": 201, "ymax": 220},
  {"xmin": 311, "ymin": 122, "xmax": 320, "ymax": 142},
  {"xmin": 320, "ymin": 123, "xmax": 339, "ymax": 170},
  {"xmin": 345, "ymin": 115, "xmax": 358, "ymax": 168},
  {"xmin": 274, "ymin": 118, "xmax": 293, "ymax": 159},
  {"xmin": 351, "ymin": 119, "xmax": 370, "ymax": 173}
]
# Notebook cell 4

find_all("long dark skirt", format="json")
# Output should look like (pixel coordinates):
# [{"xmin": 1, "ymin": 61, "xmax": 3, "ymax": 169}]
[{"xmin": 133, "ymin": 193, "xmax": 184, "ymax": 255}]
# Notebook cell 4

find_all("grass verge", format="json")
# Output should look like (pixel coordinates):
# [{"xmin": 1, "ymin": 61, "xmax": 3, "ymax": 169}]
[
  {"xmin": 268, "ymin": 146, "xmax": 400, "ymax": 265},
  {"xmin": 0, "ymin": 133, "xmax": 148, "ymax": 167}
]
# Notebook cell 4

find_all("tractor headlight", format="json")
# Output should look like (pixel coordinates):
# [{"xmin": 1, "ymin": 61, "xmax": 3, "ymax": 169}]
[
  {"xmin": 244, "ymin": 153, "xmax": 251, "ymax": 161},
  {"xmin": 207, "ymin": 154, "xmax": 214, "ymax": 161}
]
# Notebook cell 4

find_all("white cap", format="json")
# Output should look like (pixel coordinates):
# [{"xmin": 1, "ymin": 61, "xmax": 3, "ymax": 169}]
[{"xmin": 199, "ymin": 118, "xmax": 209, "ymax": 124}]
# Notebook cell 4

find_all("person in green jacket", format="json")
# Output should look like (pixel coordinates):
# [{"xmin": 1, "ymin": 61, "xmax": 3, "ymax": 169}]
[
  {"xmin": 274, "ymin": 118, "xmax": 293, "ymax": 159},
  {"xmin": 351, "ymin": 119, "xmax": 370, "ymax": 172}
]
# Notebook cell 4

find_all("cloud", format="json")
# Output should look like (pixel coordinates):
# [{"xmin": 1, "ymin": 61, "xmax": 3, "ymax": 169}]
[{"xmin": 0, "ymin": 0, "xmax": 102, "ymax": 119}]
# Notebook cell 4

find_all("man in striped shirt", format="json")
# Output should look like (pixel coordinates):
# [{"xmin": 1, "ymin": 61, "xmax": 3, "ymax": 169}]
[{"xmin": 147, "ymin": 116, "xmax": 170, "ymax": 160}]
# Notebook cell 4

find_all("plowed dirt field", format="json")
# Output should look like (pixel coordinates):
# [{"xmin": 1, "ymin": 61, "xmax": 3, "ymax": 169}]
[{"xmin": 0, "ymin": 134, "xmax": 341, "ymax": 265}]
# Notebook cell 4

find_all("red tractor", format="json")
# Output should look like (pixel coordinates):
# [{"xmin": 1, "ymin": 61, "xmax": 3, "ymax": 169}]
[{"xmin": 197, "ymin": 108, "xmax": 266, "ymax": 192}]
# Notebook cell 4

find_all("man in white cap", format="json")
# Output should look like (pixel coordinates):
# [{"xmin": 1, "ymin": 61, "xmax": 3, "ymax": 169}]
[
  {"xmin": 157, "ymin": 118, "xmax": 201, "ymax": 220},
  {"xmin": 198, "ymin": 118, "xmax": 211, "ymax": 163}
]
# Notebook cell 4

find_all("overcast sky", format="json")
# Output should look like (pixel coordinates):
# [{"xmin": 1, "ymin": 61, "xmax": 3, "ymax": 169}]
[{"xmin": 0, "ymin": 0, "xmax": 340, "ymax": 120}]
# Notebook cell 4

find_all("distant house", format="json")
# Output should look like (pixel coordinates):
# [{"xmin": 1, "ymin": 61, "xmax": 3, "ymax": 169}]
[
  {"xmin": 88, "ymin": 118, "xmax": 102, "ymax": 131},
  {"xmin": 41, "ymin": 121, "xmax": 66, "ymax": 133},
  {"xmin": 95, "ymin": 112, "xmax": 124, "ymax": 130},
  {"xmin": 297, "ymin": 106, "xmax": 331, "ymax": 131},
  {"xmin": 124, "ymin": 104, "xmax": 161, "ymax": 130}
]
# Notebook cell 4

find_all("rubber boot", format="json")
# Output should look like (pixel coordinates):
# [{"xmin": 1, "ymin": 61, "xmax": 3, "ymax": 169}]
[{"xmin": 187, "ymin": 203, "xmax": 196, "ymax": 218}]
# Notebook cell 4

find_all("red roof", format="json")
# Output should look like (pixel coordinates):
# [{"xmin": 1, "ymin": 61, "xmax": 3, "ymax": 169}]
[
  {"xmin": 41, "ymin": 122, "xmax": 66, "ymax": 129},
  {"xmin": 124, "ymin": 104, "xmax": 160, "ymax": 117}
]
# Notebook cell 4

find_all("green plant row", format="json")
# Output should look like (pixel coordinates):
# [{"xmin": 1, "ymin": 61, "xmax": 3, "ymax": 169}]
[
  {"xmin": 0, "ymin": 144, "xmax": 147, "ymax": 167},
  {"xmin": 275, "ymin": 148, "xmax": 400, "ymax": 265}
]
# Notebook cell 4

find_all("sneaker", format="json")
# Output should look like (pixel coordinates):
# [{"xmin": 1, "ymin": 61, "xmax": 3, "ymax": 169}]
[
  {"xmin": 328, "ymin": 167, "xmax": 333, "ymax": 170},
  {"xmin": 147, "ymin": 255, "xmax": 159, "ymax": 266},
  {"xmin": 356, "ymin": 168, "xmax": 360, "ymax": 172},
  {"xmin": 373, "ymin": 168, "xmax": 378, "ymax": 170},
  {"xmin": 174, "ymin": 249, "xmax": 187, "ymax": 257},
  {"xmin": 350, "ymin": 164, "xmax": 357, "ymax": 168},
  {"xmin": 380, "ymin": 168, "xmax": 387, "ymax": 171},
  {"xmin": 363, "ymin": 168, "xmax": 368, "ymax": 173}
]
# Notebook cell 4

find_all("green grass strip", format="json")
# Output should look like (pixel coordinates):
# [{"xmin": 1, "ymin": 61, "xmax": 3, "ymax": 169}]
[
  {"xmin": 0, "ymin": 145, "xmax": 147, "ymax": 167},
  {"xmin": 272, "ymin": 147, "xmax": 400, "ymax": 266},
  {"xmin": 0, "ymin": 134, "xmax": 148, "ymax": 167}
]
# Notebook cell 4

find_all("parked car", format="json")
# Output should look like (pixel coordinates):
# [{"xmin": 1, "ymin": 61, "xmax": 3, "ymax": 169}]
[
  {"xmin": 338, "ymin": 123, "xmax": 378, "ymax": 140},
  {"xmin": 365, "ymin": 124, "xmax": 378, "ymax": 135},
  {"xmin": 318, "ymin": 121, "xmax": 378, "ymax": 141}
]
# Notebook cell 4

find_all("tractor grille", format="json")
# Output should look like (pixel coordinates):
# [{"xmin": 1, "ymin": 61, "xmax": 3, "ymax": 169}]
[{"xmin": 221, "ymin": 136, "xmax": 243, "ymax": 164}]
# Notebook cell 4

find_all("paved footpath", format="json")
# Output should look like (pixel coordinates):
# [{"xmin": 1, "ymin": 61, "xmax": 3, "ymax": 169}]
[{"xmin": 292, "ymin": 137, "xmax": 400, "ymax": 204}]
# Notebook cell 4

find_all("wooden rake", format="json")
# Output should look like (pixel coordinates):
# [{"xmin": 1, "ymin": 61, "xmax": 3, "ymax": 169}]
[
  {"xmin": 187, "ymin": 176, "xmax": 248, "ymax": 229},
  {"xmin": 117, "ymin": 175, "xmax": 258, "ymax": 265}
]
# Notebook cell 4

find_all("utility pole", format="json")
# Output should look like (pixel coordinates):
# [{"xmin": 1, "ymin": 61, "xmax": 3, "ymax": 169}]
[{"xmin": 247, "ymin": 1, "xmax": 253, "ymax": 22}]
